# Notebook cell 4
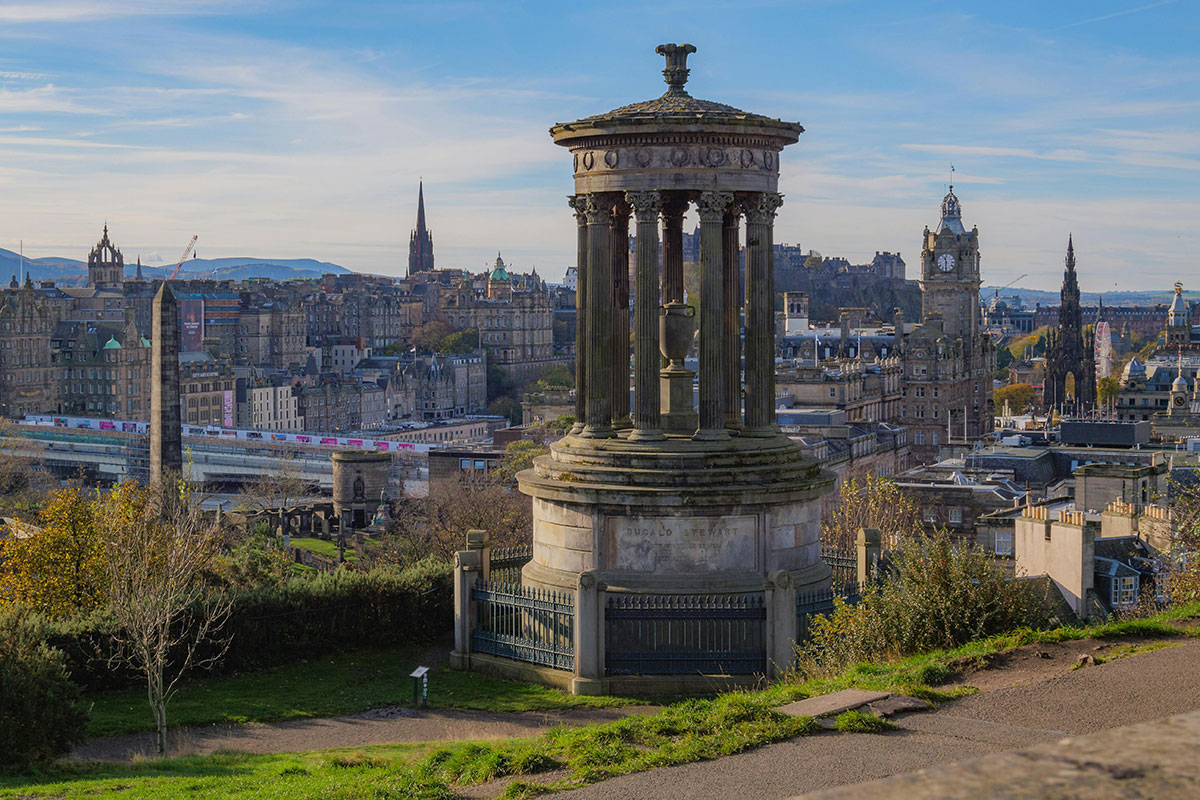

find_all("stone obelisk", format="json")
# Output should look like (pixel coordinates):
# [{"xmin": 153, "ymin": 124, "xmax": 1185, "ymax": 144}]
[{"xmin": 150, "ymin": 282, "xmax": 182, "ymax": 492}]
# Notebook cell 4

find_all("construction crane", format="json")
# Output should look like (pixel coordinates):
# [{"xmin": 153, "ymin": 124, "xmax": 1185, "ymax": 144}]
[
  {"xmin": 990, "ymin": 273, "xmax": 1028, "ymax": 301},
  {"xmin": 168, "ymin": 235, "xmax": 199, "ymax": 280}
]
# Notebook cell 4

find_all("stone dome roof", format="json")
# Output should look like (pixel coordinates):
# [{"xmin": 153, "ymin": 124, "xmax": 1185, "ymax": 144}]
[
  {"xmin": 1123, "ymin": 357, "xmax": 1146, "ymax": 379},
  {"xmin": 1173, "ymin": 373, "xmax": 1189, "ymax": 392}
]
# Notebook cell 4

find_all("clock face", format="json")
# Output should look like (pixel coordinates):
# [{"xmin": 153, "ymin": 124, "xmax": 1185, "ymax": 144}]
[
  {"xmin": 1175, "ymin": 395, "xmax": 1186, "ymax": 407},
  {"xmin": 937, "ymin": 253, "xmax": 956, "ymax": 272}
]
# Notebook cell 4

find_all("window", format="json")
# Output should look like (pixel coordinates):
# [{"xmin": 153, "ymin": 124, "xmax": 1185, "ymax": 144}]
[
  {"xmin": 1114, "ymin": 576, "xmax": 1138, "ymax": 607},
  {"xmin": 994, "ymin": 530, "xmax": 1013, "ymax": 556},
  {"xmin": 948, "ymin": 506, "xmax": 962, "ymax": 524}
]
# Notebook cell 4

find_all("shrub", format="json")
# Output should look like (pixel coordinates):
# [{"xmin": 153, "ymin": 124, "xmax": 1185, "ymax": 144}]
[
  {"xmin": 43, "ymin": 559, "xmax": 453, "ymax": 692},
  {"xmin": 798, "ymin": 531, "xmax": 1052, "ymax": 675},
  {"xmin": 0, "ymin": 609, "xmax": 88, "ymax": 770}
]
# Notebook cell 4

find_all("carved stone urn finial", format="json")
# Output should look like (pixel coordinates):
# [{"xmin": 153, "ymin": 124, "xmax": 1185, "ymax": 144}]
[{"xmin": 655, "ymin": 43, "xmax": 697, "ymax": 96}]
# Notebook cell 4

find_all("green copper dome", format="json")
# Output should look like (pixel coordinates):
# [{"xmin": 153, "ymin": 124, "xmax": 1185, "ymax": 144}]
[{"xmin": 489, "ymin": 252, "xmax": 510, "ymax": 282}]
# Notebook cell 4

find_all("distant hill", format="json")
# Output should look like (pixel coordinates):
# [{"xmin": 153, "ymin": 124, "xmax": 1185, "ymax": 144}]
[
  {"xmin": 981, "ymin": 286, "xmax": 1197, "ymax": 307},
  {"xmin": 0, "ymin": 248, "xmax": 351, "ymax": 287}
]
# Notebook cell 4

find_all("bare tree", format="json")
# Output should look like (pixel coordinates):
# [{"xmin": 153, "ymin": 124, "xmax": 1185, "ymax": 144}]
[
  {"xmin": 235, "ymin": 451, "xmax": 311, "ymax": 519},
  {"xmin": 820, "ymin": 473, "xmax": 925, "ymax": 551},
  {"xmin": 100, "ymin": 481, "xmax": 232, "ymax": 756}
]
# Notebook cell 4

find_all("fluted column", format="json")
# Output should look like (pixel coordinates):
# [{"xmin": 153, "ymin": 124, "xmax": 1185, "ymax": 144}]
[
  {"xmin": 581, "ymin": 194, "xmax": 614, "ymax": 439},
  {"xmin": 744, "ymin": 192, "xmax": 784, "ymax": 435},
  {"xmin": 660, "ymin": 194, "xmax": 686, "ymax": 305},
  {"xmin": 722, "ymin": 207, "xmax": 741, "ymax": 430},
  {"xmin": 569, "ymin": 195, "xmax": 588, "ymax": 435},
  {"xmin": 610, "ymin": 201, "xmax": 632, "ymax": 428},
  {"xmin": 695, "ymin": 190, "xmax": 733, "ymax": 441},
  {"xmin": 626, "ymin": 190, "xmax": 664, "ymax": 442}
]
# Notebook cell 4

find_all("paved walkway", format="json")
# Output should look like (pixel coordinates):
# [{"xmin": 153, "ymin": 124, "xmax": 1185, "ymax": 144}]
[
  {"xmin": 73, "ymin": 705, "xmax": 657, "ymax": 762},
  {"xmin": 544, "ymin": 640, "xmax": 1200, "ymax": 800}
]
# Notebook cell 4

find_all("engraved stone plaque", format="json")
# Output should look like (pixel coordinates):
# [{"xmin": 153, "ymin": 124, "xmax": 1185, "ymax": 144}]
[{"xmin": 607, "ymin": 515, "xmax": 758, "ymax": 572}]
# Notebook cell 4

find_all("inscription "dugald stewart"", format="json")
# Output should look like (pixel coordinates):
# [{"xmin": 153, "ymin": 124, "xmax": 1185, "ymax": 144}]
[{"xmin": 608, "ymin": 516, "xmax": 757, "ymax": 572}]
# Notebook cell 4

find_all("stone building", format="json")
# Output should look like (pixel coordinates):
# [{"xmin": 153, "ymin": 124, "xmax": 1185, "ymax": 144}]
[
  {"xmin": 775, "ymin": 358, "xmax": 903, "ymax": 423},
  {"xmin": 50, "ymin": 316, "xmax": 150, "ymax": 417},
  {"xmin": 178, "ymin": 354, "xmax": 237, "ymax": 427},
  {"xmin": 236, "ymin": 301, "xmax": 305, "ymax": 369},
  {"xmin": 249, "ymin": 376, "xmax": 302, "ymax": 431},
  {"xmin": 439, "ymin": 255, "xmax": 557, "ymax": 379},
  {"xmin": 1044, "ymin": 237, "xmax": 1096, "ymax": 411},
  {"xmin": 403, "ymin": 353, "xmax": 487, "ymax": 420},
  {"xmin": 88, "ymin": 224, "xmax": 124, "ymax": 290},
  {"xmin": 0, "ymin": 279, "xmax": 57, "ymax": 417},
  {"xmin": 895, "ymin": 188, "xmax": 996, "ymax": 461}
]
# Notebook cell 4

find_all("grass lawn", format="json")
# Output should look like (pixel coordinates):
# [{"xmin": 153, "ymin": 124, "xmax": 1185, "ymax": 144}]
[
  {"xmin": 19, "ymin": 602, "xmax": 1200, "ymax": 800},
  {"xmin": 289, "ymin": 536, "xmax": 359, "ymax": 562},
  {"xmin": 86, "ymin": 645, "xmax": 631, "ymax": 739}
]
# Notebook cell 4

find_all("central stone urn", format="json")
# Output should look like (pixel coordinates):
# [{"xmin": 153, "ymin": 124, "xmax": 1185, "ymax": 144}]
[{"xmin": 516, "ymin": 44, "xmax": 833, "ymax": 688}]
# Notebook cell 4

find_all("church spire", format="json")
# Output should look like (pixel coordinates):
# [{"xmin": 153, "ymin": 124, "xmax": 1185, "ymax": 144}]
[
  {"xmin": 1066, "ymin": 234, "xmax": 1075, "ymax": 273},
  {"xmin": 408, "ymin": 181, "xmax": 435, "ymax": 275}
]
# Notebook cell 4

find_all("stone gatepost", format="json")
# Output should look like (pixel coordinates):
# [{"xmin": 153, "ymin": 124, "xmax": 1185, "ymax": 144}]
[
  {"xmin": 572, "ymin": 570, "xmax": 605, "ymax": 695},
  {"xmin": 467, "ymin": 529, "xmax": 491, "ymax": 582},
  {"xmin": 450, "ymin": 548, "xmax": 482, "ymax": 671},
  {"xmin": 765, "ymin": 570, "xmax": 798, "ymax": 678},
  {"xmin": 857, "ymin": 527, "xmax": 882, "ymax": 584}
]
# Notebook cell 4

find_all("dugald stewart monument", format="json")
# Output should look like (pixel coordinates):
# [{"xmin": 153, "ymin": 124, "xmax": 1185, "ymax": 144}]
[{"xmin": 508, "ymin": 43, "xmax": 833, "ymax": 692}]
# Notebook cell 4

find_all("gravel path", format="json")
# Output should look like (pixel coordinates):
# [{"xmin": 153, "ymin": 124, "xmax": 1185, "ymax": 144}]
[
  {"xmin": 542, "ymin": 639, "xmax": 1200, "ymax": 800},
  {"xmin": 73, "ymin": 705, "xmax": 658, "ymax": 762}
]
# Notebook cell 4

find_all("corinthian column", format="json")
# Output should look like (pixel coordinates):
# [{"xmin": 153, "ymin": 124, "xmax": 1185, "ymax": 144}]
[
  {"xmin": 581, "ymin": 195, "xmax": 614, "ymax": 439},
  {"xmin": 610, "ymin": 201, "xmax": 632, "ymax": 428},
  {"xmin": 744, "ymin": 192, "xmax": 783, "ymax": 435},
  {"xmin": 626, "ymin": 190, "xmax": 664, "ymax": 442},
  {"xmin": 723, "ymin": 206, "xmax": 741, "ymax": 430},
  {"xmin": 695, "ymin": 190, "xmax": 733, "ymax": 441},
  {"xmin": 660, "ymin": 194, "xmax": 687, "ymax": 305},
  {"xmin": 569, "ymin": 195, "xmax": 588, "ymax": 435}
]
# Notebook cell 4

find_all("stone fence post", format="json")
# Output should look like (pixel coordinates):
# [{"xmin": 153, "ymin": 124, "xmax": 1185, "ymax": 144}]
[
  {"xmin": 857, "ymin": 527, "xmax": 881, "ymax": 584},
  {"xmin": 449, "ymin": 548, "xmax": 481, "ymax": 670},
  {"xmin": 765, "ymin": 570, "xmax": 798, "ymax": 679},
  {"xmin": 572, "ymin": 570, "xmax": 605, "ymax": 695},
  {"xmin": 467, "ymin": 528, "xmax": 491, "ymax": 582}
]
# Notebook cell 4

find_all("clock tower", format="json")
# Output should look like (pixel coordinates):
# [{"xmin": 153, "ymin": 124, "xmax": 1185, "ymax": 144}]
[{"xmin": 920, "ymin": 186, "xmax": 980, "ymax": 341}]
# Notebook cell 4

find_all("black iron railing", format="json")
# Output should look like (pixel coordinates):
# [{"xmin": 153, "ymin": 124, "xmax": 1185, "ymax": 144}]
[
  {"xmin": 605, "ymin": 593, "xmax": 767, "ymax": 675},
  {"xmin": 471, "ymin": 580, "xmax": 574, "ymax": 671}
]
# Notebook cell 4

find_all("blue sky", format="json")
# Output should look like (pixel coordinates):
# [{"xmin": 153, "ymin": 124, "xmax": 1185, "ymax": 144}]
[{"xmin": 0, "ymin": 1, "xmax": 1197, "ymax": 291}]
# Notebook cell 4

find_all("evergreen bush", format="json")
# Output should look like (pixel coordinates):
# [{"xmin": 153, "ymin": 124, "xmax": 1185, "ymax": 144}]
[{"xmin": 0, "ymin": 609, "xmax": 88, "ymax": 770}]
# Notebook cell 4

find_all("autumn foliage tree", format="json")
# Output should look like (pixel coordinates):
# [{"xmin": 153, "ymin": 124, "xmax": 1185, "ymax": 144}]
[
  {"xmin": 0, "ymin": 487, "xmax": 107, "ymax": 618},
  {"xmin": 820, "ymin": 473, "xmax": 925, "ymax": 551}
]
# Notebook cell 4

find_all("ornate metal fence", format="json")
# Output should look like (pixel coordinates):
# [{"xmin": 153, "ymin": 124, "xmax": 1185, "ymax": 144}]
[
  {"xmin": 820, "ymin": 546, "xmax": 858, "ymax": 585},
  {"xmin": 470, "ymin": 580, "xmax": 574, "ymax": 671},
  {"xmin": 489, "ymin": 545, "xmax": 532, "ymax": 585},
  {"xmin": 605, "ymin": 593, "xmax": 767, "ymax": 675},
  {"xmin": 796, "ymin": 582, "xmax": 865, "ymax": 643}
]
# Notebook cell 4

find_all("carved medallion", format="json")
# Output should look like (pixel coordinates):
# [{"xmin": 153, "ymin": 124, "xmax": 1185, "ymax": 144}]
[
  {"xmin": 763, "ymin": 150, "xmax": 775, "ymax": 170},
  {"xmin": 604, "ymin": 149, "xmax": 619, "ymax": 168},
  {"xmin": 635, "ymin": 148, "xmax": 651, "ymax": 167},
  {"xmin": 573, "ymin": 153, "xmax": 579, "ymax": 173},
  {"xmin": 705, "ymin": 147, "xmax": 725, "ymax": 167},
  {"xmin": 670, "ymin": 147, "xmax": 689, "ymax": 167},
  {"xmin": 582, "ymin": 151, "xmax": 595, "ymax": 170},
  {"xmin": 740, "ymin": 149, "xmax": 755, "ymax": 168}
]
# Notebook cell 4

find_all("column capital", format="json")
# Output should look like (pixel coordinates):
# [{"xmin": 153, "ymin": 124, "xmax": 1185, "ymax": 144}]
[
  {"xmin": 696, "ymin": 190, "xmax": 734, "ymax": 223},
  {"xmin": 568, "ymin": 194, "xmax": 588, "ymax": 221},
  {"xmin": 625, "ymin": 190, "xmax": 663, "ymax": 222},
  {"xmin": 584, "ymin": 194, "xmax": 612, "ymax": 225},
  {"xmin": 660, "ymin": 192, "xmax": 689, "ymax": 221},
  {"xmin": 744, "ymin": 192, "xmax": 784, "ymax": 224}
]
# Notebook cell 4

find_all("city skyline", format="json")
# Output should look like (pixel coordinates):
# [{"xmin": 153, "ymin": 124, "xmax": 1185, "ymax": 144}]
[{"xmin": 0, "ymin": 1, "xmax": 1197, "ymax": 291}]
